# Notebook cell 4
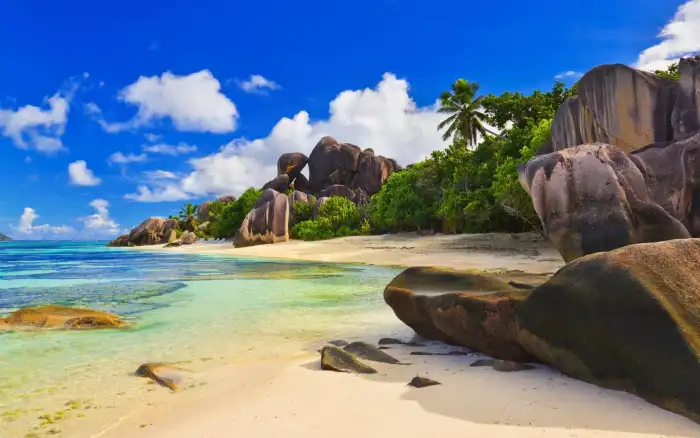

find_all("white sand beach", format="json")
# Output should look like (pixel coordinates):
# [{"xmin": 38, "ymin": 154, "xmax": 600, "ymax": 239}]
[{"xmin": 99, "ymin": 233, "xmax": 700, "ymax": 438}]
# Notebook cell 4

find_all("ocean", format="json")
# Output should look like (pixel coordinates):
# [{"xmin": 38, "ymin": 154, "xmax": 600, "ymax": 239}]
[{"xmin": 0, "ymin": 241, "xmax": 403, "ymax": 436}]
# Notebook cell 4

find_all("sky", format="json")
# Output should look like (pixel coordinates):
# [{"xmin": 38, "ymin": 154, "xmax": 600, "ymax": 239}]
[{"xmin": 0, "ymin": 0, "xmax": 698, "ymax": 240}]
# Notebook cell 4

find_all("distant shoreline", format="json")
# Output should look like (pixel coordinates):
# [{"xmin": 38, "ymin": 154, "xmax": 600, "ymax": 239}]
[{"xmin": 129, "ymin": 232, "xmax": 565, "ymax": 275}]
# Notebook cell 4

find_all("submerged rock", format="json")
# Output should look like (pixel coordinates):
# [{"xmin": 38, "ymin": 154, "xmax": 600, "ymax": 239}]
[
  {"xmin": 407, "ymin": 376, "xmax": 441, "ymax": 388},
  {"xmin": 1, "ymin": 305, "xmax": 128, "ymax": 330},
  {"xmin": 519, "ymin": 239, "xmax": 700, "ymax": 423},
  {"xmin": 135, "ymin": 363, "xmax": 189, "ymax": 391},
  {"xmin": 343, "ymin": 341, "xmax": 402, "ymax": 364},
  {"xmin": 320, "ymin": 346, "xmax": 377, "ymax": 374}
]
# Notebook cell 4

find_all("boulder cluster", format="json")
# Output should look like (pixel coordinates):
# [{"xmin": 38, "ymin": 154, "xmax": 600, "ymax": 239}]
[
  {"xmin": 108, "ymin": 217, "xmax": 179, "ymax": 247},
  {"xmin": 385, "ymin": 239, "xmax": 700, "ymax": 423},
  {"xmin": 520, "ymin": 56, "xmax": 700, "ymax": 262}
]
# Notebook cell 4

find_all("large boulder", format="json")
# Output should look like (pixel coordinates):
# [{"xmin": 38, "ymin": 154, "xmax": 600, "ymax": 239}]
[
  {"xmin": 108, "ymin": 217, "xmax": 179, "ymax": 247},
  {"xmin": 518, "ymin": 143, "xmax": 691, "ymax": 262},
  {"xmin": 1, "ymin": 305, "xmax": 128, "ymax": 330},
  {"xmin": 307, "ymin": 136, "xmax": 362, "ymax": 193},
  {"xmin": 320, "ymin": 184, "xmax": 356, "ymax": 203},
  {"xmin": 216, "ymin": 195, "xmax": 236, "ymax": 205},
  {"xmin": 233, "ymin": 190, "xmax": 290, "ymax": 247},
  {"xmin": 196, "ymin": 201, "xmax": 213, "ymax": 222},
  {"xmin": 351, "ymin": 148, "xmax": 401, "ymax": 195},
  {"xmin": 277, "ymin": 152, "xmax": 309, "ymax": 181},
  {"xmin": 518, "ymin": 239, "xmax": 700, "ymax": 423},
  {"xmin": 383, "ymin": 267, "xmax": 536, "ymax": 362},
  {"xmin": 262, "ymin": 174, "xmax": 290, "ymax": 192},
  {"xmin": 293, "ymin": 173, "xmax": 311, "ymax": 193},
  {"xmin": 254, "ymin": 188, "xmax": 280, "ymax": 209},
  {"xmin": 180, "ymin": 231, "xmax": 196, "ymax": 245},
  {"xmin": 673, "ymin": 55, "xmax": 700, "ymax": 140},
  {"xmin": 548, "ymin": 64, "xmax": 677, "ymax": 153}
]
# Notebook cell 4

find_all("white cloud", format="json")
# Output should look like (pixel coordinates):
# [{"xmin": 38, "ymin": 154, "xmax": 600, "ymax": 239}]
[
  {"xmin": 143, "ymin": 142, "xmax": 197, "ymax": 156},
  {"xmin": 144, "ymin": 133, "xmax": 162, "ymax": 142},
  {"xmin": 99, "ymin": 70, "xmax": 238, "ymax": 133},
  {"xmin": 80, "ymin": 199, "xmax": 121, "ymax": 236},
  {"xmin": 237, "ymin": 74, "xmax": 281, "ymax": 94},
  {"xmin": 68, "ymin": 160, "xmax": 101, "ymax": 186},
  {"xmin": 0, "ymin": 93, "xmax": 69, "ymax": 153},
  {"xmin": 554, "ymin": 71, "xmax": 583, "ymax": 80},
  {"xmin": 15, "ymin": 207, "xmax": 74, "ymax": 237},
  {"xmin": 124, "ymin": 185, "xmax": 191, "ymax": 203},
  {"xmin": 130, "ymin": 73, "xmax": 449, "ymax": 200},
  {"xmin": 84, "ymin": 102, "xmax": 101, "ymax": 115},
  {"xmin": 142, "ymin": 169, "xmax": 178, "ymax": 180},
  {"xmin": 108, "ymin": 151, "xmax": 147, "ymax": 164},
  {"xmin": 636, "ymin": 0, "xmax": 700, "ymax": 71}
]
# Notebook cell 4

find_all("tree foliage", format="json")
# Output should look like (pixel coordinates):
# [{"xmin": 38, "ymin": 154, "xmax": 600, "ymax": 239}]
[
  {"xmin": 208, "ymin": 188, "xmax": 263, "ymax": 239},
  {"xmin": 655, "ymin": 62, "xmax": 680, "ymax": 81},
  {"xmin": 437, "ymin": 79, "xmax": 498, "ymax": 147},
  {"xmin": 178, "ymin": 203, "xmax": 199, "ymax": 232}
]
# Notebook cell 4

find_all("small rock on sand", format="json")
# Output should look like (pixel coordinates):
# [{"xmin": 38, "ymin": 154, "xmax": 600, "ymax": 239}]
[
  {"xmin": 327, "ymin": 340, "xmax": 349, "ymax": 347},
  {"xmin": 135, "ymin": 363, "xmax": 190, "ymax": 390},
  {"xmin": 408, "ymin": 376, "xmax": 441, "ymax": 388},
  {"xmin": 320, "ymin": 347, "xmax": 377, "ymax": 374},
  {"xmin": 343, "ymin": 341, "xmax": 402, "ymax": 364}
]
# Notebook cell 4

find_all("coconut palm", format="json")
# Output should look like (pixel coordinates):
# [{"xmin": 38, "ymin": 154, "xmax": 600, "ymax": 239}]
[
  {"xmin": 179, "ymin": 203, "xmax": 199, "ymax": 232},
  {"xmin": 437, "ymin": 79, "xmax": 500, "ymax": 148}
]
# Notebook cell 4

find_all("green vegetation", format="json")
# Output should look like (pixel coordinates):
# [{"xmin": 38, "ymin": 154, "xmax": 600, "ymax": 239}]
[
  {"xmin": 291, "ymin": 196, "xmax": 365, "ymax": 241},
  {"xmin": 178, "ymin": 203, "xmax": 199, "ymax": 232},
  {"xmin": 655, "ymin": 62, "xmax": 680, "ymax": 81},
  {"xmin": 207, "ymin": 188, "xmax": 262, "ymax": 239}
]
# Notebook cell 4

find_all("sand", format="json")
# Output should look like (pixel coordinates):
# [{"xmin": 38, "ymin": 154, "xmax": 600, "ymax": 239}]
[
  {"xmin": 81, "ymin": 233, "xmax": 699, "ymax": 437},
  {"xmin": 138, "ymin": 232, "xmax": 565, "ymax": 274}
]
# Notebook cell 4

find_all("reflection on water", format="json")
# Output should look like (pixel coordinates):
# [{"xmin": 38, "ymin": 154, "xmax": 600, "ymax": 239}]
[{"xmin": 0, "ymin": 241, "xmax": 403, "ymax": 436}]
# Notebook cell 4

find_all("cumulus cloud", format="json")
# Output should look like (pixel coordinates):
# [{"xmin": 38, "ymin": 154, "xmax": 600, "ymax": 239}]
[
  {"xmin": 98, "ymin": 70, "xmax": 238, "ymax": 133},
  {"xmin": 636, "ymin": 0, "xmax": 700, "ymax": 71},
  {"xmin": 554, "ymin": 71, "xmax": 583, "ymax": 80},
  {"xmin": 15, "ymin": 207, "xmax": 74, "ymax": 237},
  {"xmin": 144, "ymin": 133, "xmax": 162, "ymax": 142},
  {"xmin": 124, "ymin": 184, "xmax": 191, "ymax": 202},
  {"xmin": 237, "ymin": 74, "xmax": 281, "ymax": 94},
  {"xmin": 142, "ymin": 142, "xmax": 197, "ymax": 156},
  {"xmin": 68, "ymin": 160, "xmax": 101, "ymax": 186},
  {"xmin": 128, "ymin": 73, "xmax": 448, "ymax": 200},
  {"xmin": 142, "ymin": 169, "xmax": 178, "ymax": 180},
  {"xmin": 0, "ymin": 93, "xmax": 69, "ymax": 153},
  {"xmin": 108, "ymin": 151, "xmax": 147, "ymax": 164},
  {"xmin": 80, "ymin": 199, "xmax": 121, "ymax": 236}
]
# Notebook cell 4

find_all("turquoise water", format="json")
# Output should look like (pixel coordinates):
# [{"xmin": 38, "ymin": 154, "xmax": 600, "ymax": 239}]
[{"xmin": 0, "ymin": 241, "xmax": 403, "ymax": 435}]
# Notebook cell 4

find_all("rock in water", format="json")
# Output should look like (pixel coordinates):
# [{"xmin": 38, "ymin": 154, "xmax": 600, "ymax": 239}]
[
  {"xmin": 320, "ymin": 347, "xmax": 377, "ymax": 374},
  {"xmin": 1, "ymin": 305, "xmax": 128, "ymax": 330},
  {"xmin": 108, "ymin": 217, "xmax": 179, "ymax": 247},
  {"xmin": 407, "ymin": 376, "xmax": 441, "ymax": 388},
  {"xmin": 343, "ymin": 341, "xmax": 402, "ymax": 364},
  {"xmin": 518, "ymin": 239, "xmax": 700, "ymax": 423},
  {"xmin": 384, "ymin": 267, "xmax": 535, "ymax": 362},
  {"xmin": 135, "ymin": 363, "xmax": 189, "ymax": 391}
]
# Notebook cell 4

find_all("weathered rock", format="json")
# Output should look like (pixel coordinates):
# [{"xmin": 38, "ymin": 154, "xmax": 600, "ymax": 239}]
[
  {"xmin": 548, "ymin": 64, "xmax": 677, "ymax": 153},
  {"xmin": 118, "ymin": 217, "xmax": 179, "ymax": 247},
  {"xmin": 262, "ymin": 174, "xmax": 290, "ymax": 192},
  {"xmin": 353, "ymin": 187, "xmax": 370, "ymax": 206},
  {"xmin": 351, "ymin": 148, "xmax": 399, "ymax": 195},
  {"xmin": 253, "ymin": 188, "xmax": 280, "ymax": 209},
  {"xmin": 519, "ymin": 239, "xmax": 700, "ymax": 423},
  {"xmin": 407, "ymin": 376, "xmax": 441, "ymax": 388},
  {"xmin": 135, "ymin": 363, "xmax": 189, "ymax": 391},
  {"xmin": 277, "ymin": 152, "xmax": 309, "ymax": 181},
  {"xmin": 216, "ymin": 195, "xmax": 236, "ymax": 205},
  {"xmin": 166, "ymin": 229, "xmax": 178, "ymax": 244},
  {"xmin": 327, "ymin": 339, "xmax": 349, "ymax": 347},
  {"xmin": 196, "ymin": 201, "xmax": 213, "ymax": 222},
  {"xmin": 164, "ymin": 241, "xmax": 182, "ymax": 248},
  {"xmin": 234, "ymin": 191, "xmax": 290, "ymax": 247},
  {"xmin": 343, "ymin": 341, "xmax": 402, "ymax": 364},
  {"xmin": 673, "ymin": 55, "xmax": 700, "ymax": 140},
  {"xmin": 470, "ymin": 358, "xmax": 535, "ymax": 372},
  {"xmin": 308, "ymin": 136, "xmax": 362, "ymax": 193},
  {"xmin": 320, "ymin": 346, "xmax": 377, "ymax": 374},
  {"xmin": 320, "ymin": 184, "xmax": 356, "ymax": 202},
  {"xmin": 378, "ymin": 338, "xmax": 404, "ymax": 345},
  {"xmin": 384, "ymin": 267, "xmax": 534, "ymax": 361},
  {"xmin": 180, "ymin": 231, "xmax": 196, "ymax": 245},
  {"xmin": 1, "ymin": 305, "xmax": 128, "ymax": 330},
  {"xmin": 293, "ymin": 173, "xmax": 311, "ymax": 193},
  {"xmin": 518, "ymin": 143, "xmax": 691, "ymax": 262}
]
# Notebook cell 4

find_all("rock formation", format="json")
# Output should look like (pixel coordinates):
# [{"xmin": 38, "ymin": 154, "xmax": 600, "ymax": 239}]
[
  {"xmin": 277, "ymin": 152, "xmax": 309, "ymax": 181},
  {"xmin": 0, "ymin": 232, "xmax": 11, "ymax": 241},
  {"xmin": 233, "ymin": 189, "xmax": 290, "ymax": 247},
  {"xmin": 545, "ymin": 56, "xmax": 700, "ymax": 154},
  {"xmin": 519, "ymin": 239, "xmax": 700, "ymax": 423},
  {"xmin": 108, "ymin": 217, "xmax": 178, "ymax": 247},
  {"xmin": 320, "ymin": 346, "xmax": 377, "ymax": 374},
  {"xmin": 351, "ymin": 148, "xmax": 402, "ymax": 195},
  {"xmin": 1, "ymin": 305, "xmax": 128, "ymax": 330},
  {"xmin": 135, "ymin": 363, "xmax": 189, "ymax": 391},
  {"xmin": 262, "ymin": 174, "xmax": 291, "ymax": 192},
  {"xmin": 383, "ymin": 267, "xmax": 536, "ymax": 361},
  {"xmin": 180, "ymin": 231, "xmax": 197, "ymax": 245},
  {"xmin": 196, "ymin": 201, "xmax": 213, "ymax": 222}
]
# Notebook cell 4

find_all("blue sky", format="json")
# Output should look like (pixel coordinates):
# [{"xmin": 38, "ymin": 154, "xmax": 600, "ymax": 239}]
[{"xmin": 0, "ymin": 0, "xmax": 697, "ymax": 240}]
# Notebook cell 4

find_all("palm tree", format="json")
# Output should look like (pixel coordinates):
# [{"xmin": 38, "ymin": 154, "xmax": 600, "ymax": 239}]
[
  {"xmin": 437, "ymin": 79, "xmax": 500, "ymax": 148},
  {"xmin": 179, "ymin": 203, "xmax": 199, "ymax": 232}
]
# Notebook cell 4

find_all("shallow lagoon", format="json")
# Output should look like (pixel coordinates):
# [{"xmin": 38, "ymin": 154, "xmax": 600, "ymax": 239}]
[{"xmin": 0, "ymin": 241, "xmax": 403, "ymax": 435}]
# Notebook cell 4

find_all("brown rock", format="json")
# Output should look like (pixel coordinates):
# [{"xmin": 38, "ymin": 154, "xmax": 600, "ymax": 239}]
[
  {"xmin": 519, "ymin": 239, "xmax": 700, "ymax": 424},
  {"xmin": 180, "ymin": 231, "xmax": 196, "ymax": 245},
  {"xmin": 1, "ymin": 305, "xmax": 128, "ymax": 330},
  {"xmin": 125, "ymin": 217, "xmax": 179, "ymax": 247},
  {"xmin": 343, "ymin": 341, "xmax": 402, "ymax": 364},
  {"xmin": 351, "ymin": 148, "xmax": 400, "ymax": 195},
  {"xmin": 135, "ymin": 363, "xmax": 189, "ymax": 391},
  {"xmin": 320, "ymin": 184, "xmax": 356, "ymax": 202},
  {"xmin": 672, "ymin": 55, "xmax": 700, "ymax": 140},
  {"xmin": 470, "ymin": 358, "xmax": 535, "ymax": 372},
  {"xmin": 262, "ymin": 174, "xmax": 290, "ymax": 192},
  {"xmin": 277, "ymin": 152, "xmax": 309, "ymax": 181},
  {"xmin": 320, "ymin": 346, "xmax": 377, "ymax": 374},
  {"xmin": 384, "ymin": 267, "xmax": 535, "ymax": 361},
  {"xmin": 234, "ymin": 190, "xmax": 290, "ymax": 247},
  {"xmin": 196, "ymin": 201, "xmax": 213, "ymax": 222},
  {"xmin": 308, "ymin": 136, "xmax": 362, "ymax": 193},
  {"xmin": 407, "ymin": 376, "xmax": 441, "ymax": 388}
]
